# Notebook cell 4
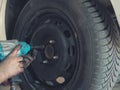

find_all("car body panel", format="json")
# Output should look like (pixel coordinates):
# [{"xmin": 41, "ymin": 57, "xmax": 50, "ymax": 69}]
[
  {"xmin": 111, "ymin": 0, "xmax": 120, "ymax": 26},
  {"xmin": 0, "ymin": 0, "xmax": 7, "ymax": 40}
]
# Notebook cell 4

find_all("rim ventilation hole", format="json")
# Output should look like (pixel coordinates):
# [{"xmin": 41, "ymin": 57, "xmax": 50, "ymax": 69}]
[
  {"xmin": 68, "ymin": 46, "xmax": 75, "ymax": 56},
  {"xmin": 65, "ymin": 63, "xmax": 71, "ymax": 71},
  {"xmin": 66, "ymin": 64, "xmax": 73, "ymax": 72},
  {"xmin": 64, "ymin": 30, "xmax": 71, "ymax": 38},
  {"xmin": 54, "ymin": 21, "xmax": 62, "ymax": 25}
]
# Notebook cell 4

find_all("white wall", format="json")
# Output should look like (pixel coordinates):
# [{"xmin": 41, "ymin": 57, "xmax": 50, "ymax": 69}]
[
  {"xmin": 0, "ymin": 0, "xmax": 7, "ymax": 40},
  {"xmin": 111, "ymin": 0, "xmax": 120, "ymax": 27}
]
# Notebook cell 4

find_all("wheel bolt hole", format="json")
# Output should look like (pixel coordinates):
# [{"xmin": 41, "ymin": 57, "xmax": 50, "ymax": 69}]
[
  {"xmin": 65, "ymin": 63, "xmax": 71, "ymax": 71},
  {"xmin": 66, "ymin": 64, "xmax": 73, "ymax": 72},
  {"xmin": 64, "ymin": 30, "xmax": 71, "ymax": 38}
]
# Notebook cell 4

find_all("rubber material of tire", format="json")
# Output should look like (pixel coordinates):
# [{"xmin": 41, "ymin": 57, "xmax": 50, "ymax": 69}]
[
  {"xmin": 13, "ymin": 0, "xmax": 120, "ymax": 90},
  {"xmin": 5, "ymin": 0, "xmax": 29, "ymax": 39}
]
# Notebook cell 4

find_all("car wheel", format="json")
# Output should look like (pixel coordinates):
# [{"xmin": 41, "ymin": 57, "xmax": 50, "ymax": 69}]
[{"xmin": 12, "ymin": 0, "xmax": 120, "ymax": 90}]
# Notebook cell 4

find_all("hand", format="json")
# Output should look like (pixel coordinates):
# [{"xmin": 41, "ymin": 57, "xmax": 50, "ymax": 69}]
[
  {"xmin": 23, "ymin": 49, "xmax": 37, "ymax": 68},
  {"xmin": 23, "ymin": 55, "xmax": 33, "ymax": 68},
  {"xmin": 0, "ymin": 45, "xmax": 24, "ymax": 83}
]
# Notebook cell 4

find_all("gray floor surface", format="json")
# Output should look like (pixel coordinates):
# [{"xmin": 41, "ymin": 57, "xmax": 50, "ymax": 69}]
[
  {"xmin": 113, "ymin": 83, "xmax": 120, "ymax": 90},
  {"xmin": 0, "ymin": 83, "xmax": 119, "ymax": 90}
]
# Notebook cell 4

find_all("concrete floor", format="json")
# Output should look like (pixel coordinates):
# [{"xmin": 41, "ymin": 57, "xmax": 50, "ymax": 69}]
[
  {"xmin": 0, "ymin": 86, "xmax": 21, "ymax": 90},
  {"xmin": 113, "ymin": 87, "xmax": 120, "ymax": 90},
  {"xmin": 113, "ymin": 83, "xmax": 120, "ymax": 90},
  {"xmin": 0, "ymin": 83, "xmax": 119, "ymax": 90}
]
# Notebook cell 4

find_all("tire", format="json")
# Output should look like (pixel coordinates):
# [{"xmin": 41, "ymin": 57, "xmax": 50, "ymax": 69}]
[
  {"xmin": 12, "ymin": 0, "xmax": 120, "ymax": 90},
  {"xmin": 5, "ymin": 0, "xmax": 29, "ymax": 39}
]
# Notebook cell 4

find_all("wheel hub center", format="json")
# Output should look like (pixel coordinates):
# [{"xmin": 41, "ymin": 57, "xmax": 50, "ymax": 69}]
[{"xmin": 44, "ymin": 44, "xmax": 55, "ymax": 59}]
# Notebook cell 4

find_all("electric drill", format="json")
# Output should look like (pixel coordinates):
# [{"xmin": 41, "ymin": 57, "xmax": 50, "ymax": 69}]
[
  {"xmin": 0, "ymin": 40, "xmax": 31, "ymax": 61},
  {"xmin": 0, "ymin": 40, "xmax": 31, "ymax": 90}
]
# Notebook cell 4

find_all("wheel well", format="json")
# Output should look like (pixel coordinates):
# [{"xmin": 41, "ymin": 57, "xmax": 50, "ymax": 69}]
[
  {"xmin": 5, "ymin": 0, "xmax": 29, "ymax": 39},
  {"xmin": 5, "ymin": 0, "xmax": 118, "ymax": 40},
  {"xmin": 95, "ymin": 0, "xmax": 114, "ymax": 13},
  {"xmin": 94, "ymin": 0, "xmax": 119, "ymax": 28}
]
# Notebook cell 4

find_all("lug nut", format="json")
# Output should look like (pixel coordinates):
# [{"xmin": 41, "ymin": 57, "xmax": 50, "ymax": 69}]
[
  {"xmin": 43, "ymin": 60, "xmax": 48, "ymax": 64},
  {"xmin": 56, "ymin": 76, "xmax": 65, "ymax": 84},
  {"xmin": 44, "ymin": 19, "xmax": 51, "ymax": 24},
  {"xmin": 34, "ymin": 81, "xmax": 40, "ymax": 84},
  {"xmin": 45, "ymin": 81, "xmax": 54, "ymax": 86},
  {"xmin": 49, "ymin": 40, "xmax": 55, "ymax": 44},
  {"xmin": 53, "ymin": 56, "xmax": 59, "ymax": 60}
]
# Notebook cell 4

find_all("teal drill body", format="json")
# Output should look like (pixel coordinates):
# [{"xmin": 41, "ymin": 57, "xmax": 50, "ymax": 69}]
[{"xmin": 0, "ymin": 40, "xmax": 31, "ymax": 61}]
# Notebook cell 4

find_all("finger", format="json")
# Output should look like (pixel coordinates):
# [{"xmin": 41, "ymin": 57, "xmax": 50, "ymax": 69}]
[
  {"xmin": 23, "ymin": 55, "xmax": 33, "ymax": 68},
  {"xmin": 17, "ymin": 57, "xmax": 23, "ymax": 62},
  {"xmin": 18, "ymin": 67, "xmax": 24, "ymax": 73},
  {"xmin": 18, "ymin": 62, "xmax": 24, "ymax": 68},
  {"xmin": 27, "ymin": 55, "xmax": 33, "ymax": 61},
  {"xmin": 24, "ymin": 55, "xmax": 33, "ymax": 62},
  {"xmin": 9, "ymin": 45, "xmax": 21, "ymax": 56}
]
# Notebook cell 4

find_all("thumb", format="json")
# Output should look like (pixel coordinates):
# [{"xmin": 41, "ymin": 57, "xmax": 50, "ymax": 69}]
[{"xmin": 9, "ymin": 45, "xmax": 21, "ymax": 56}]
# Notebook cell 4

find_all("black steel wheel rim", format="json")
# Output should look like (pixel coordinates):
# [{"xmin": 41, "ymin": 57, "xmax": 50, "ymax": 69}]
[{"xmin": 15, "ymin": 8, "xmax": 81, "ymax": 88}]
